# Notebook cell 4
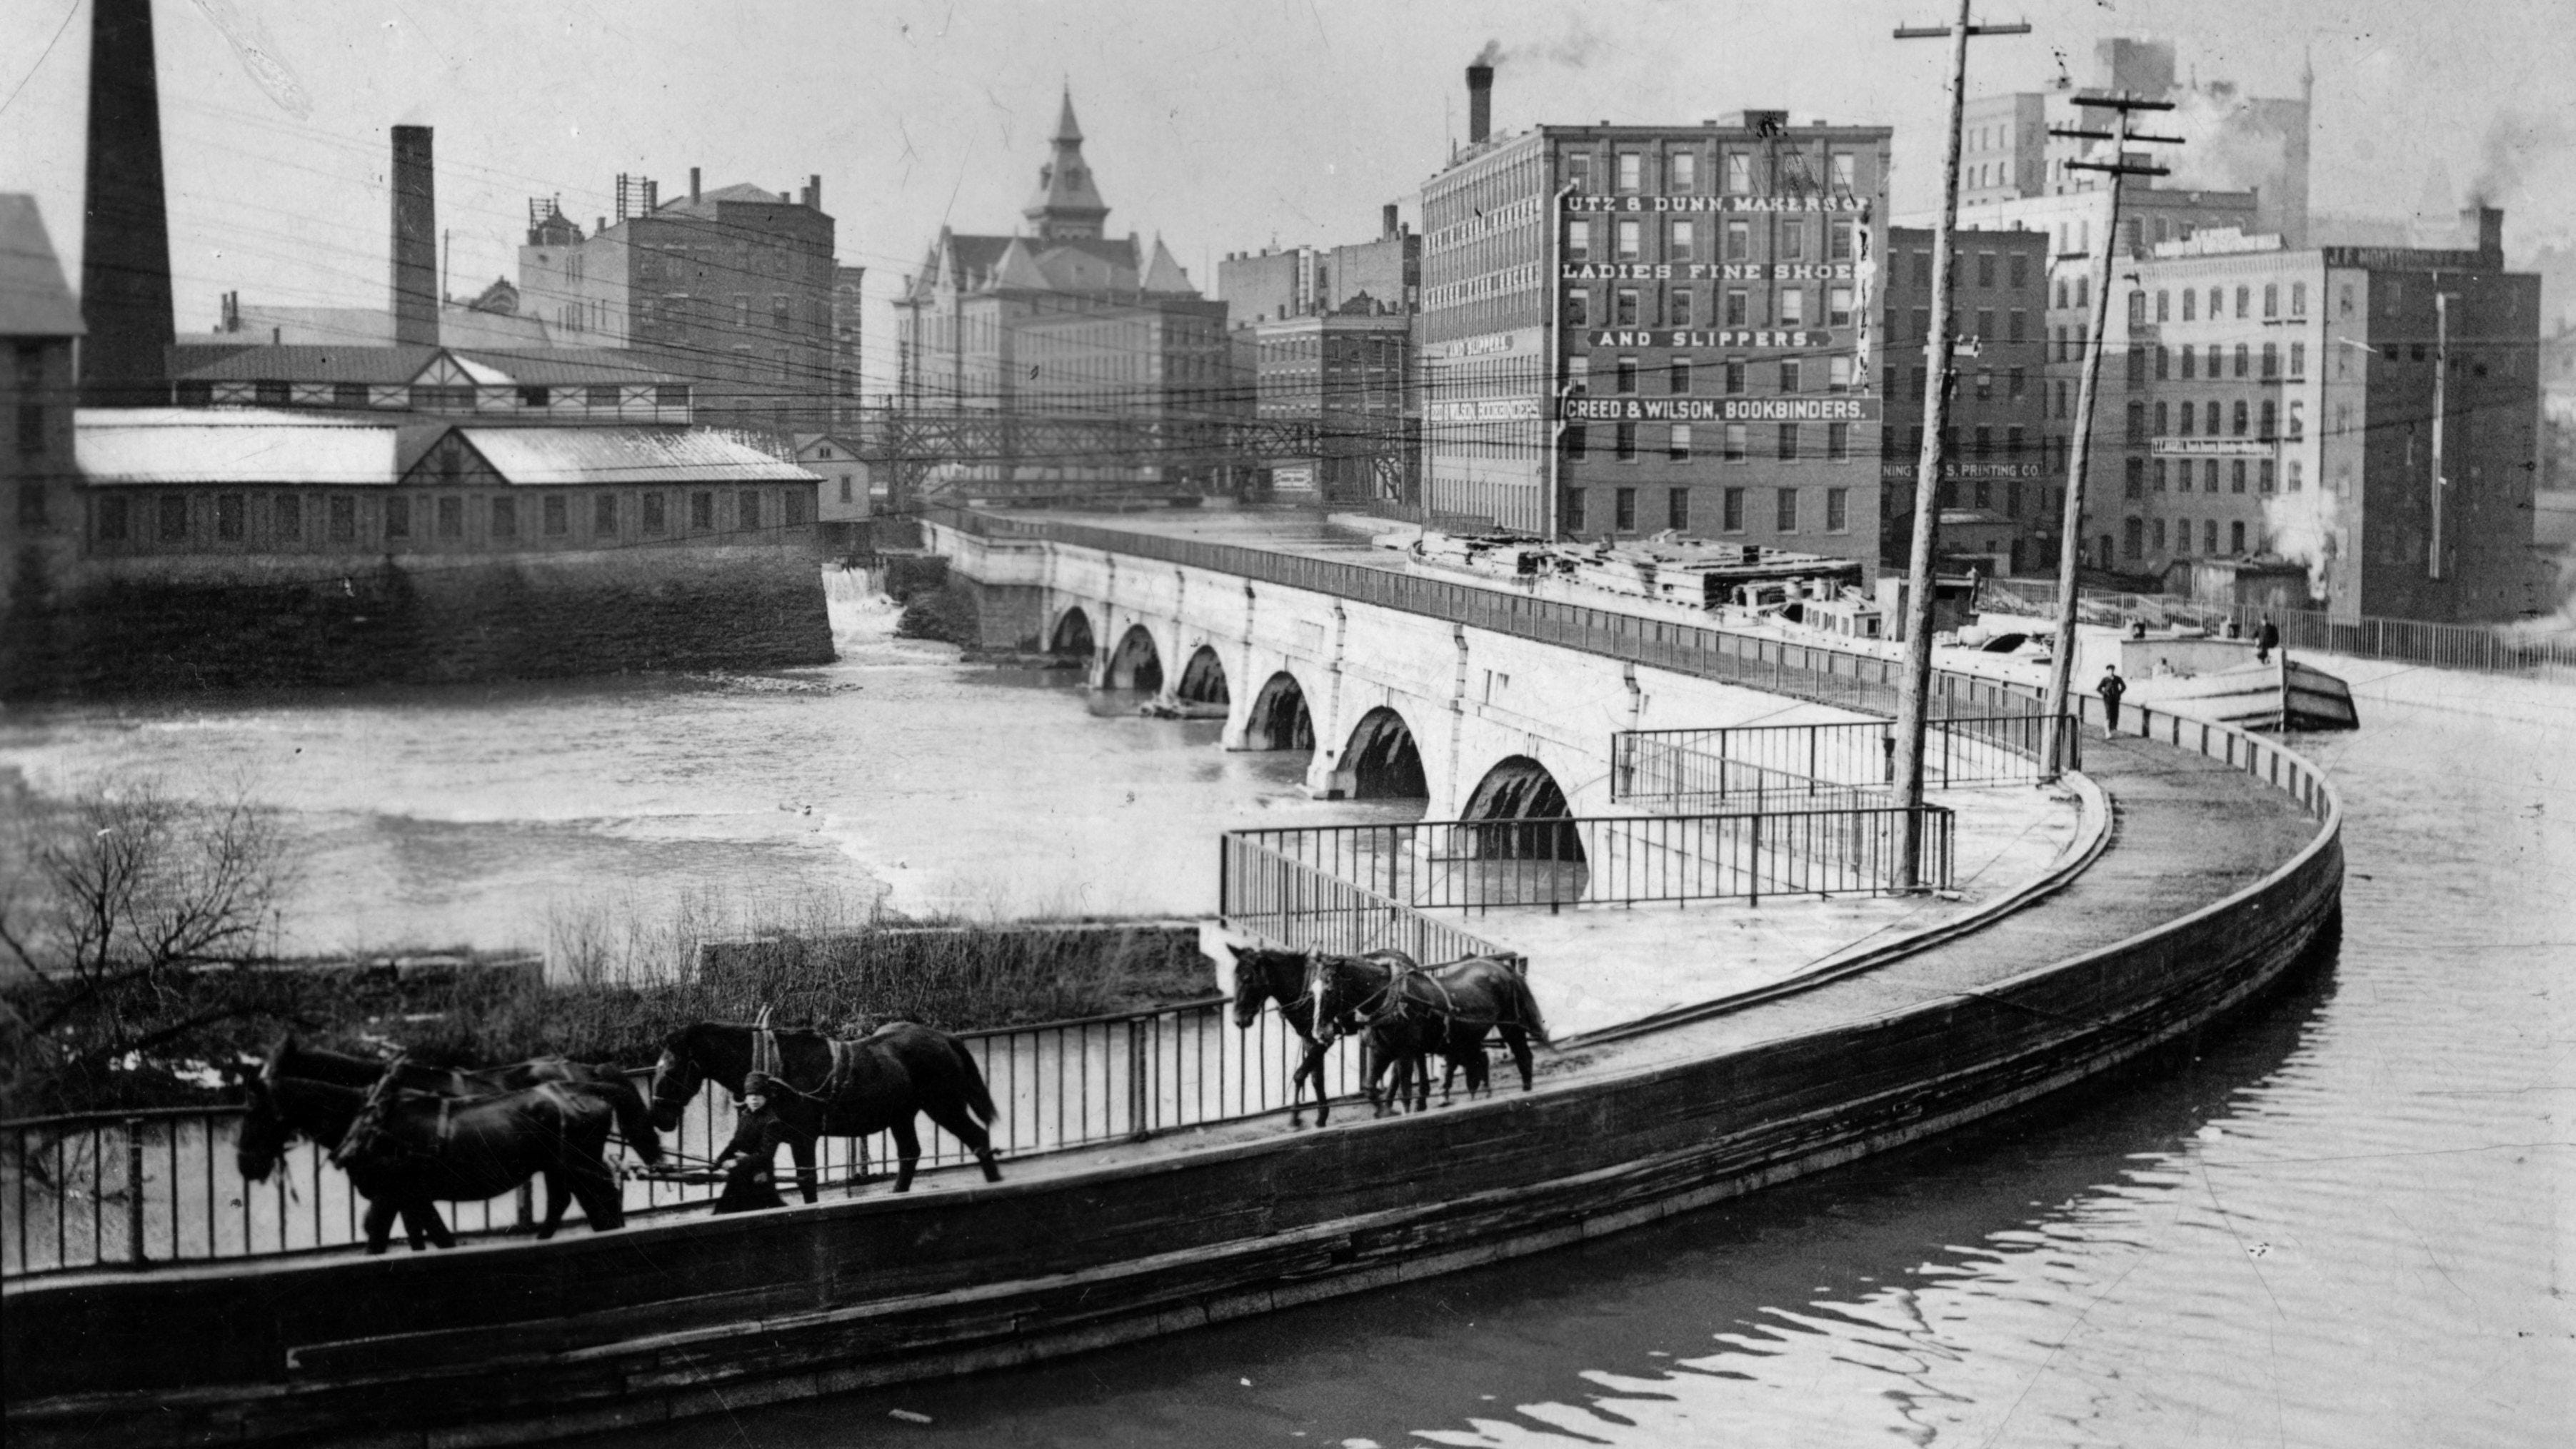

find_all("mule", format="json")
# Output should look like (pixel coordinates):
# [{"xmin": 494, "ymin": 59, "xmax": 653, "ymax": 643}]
[
  {"xmin": 236, "ymin": 1070, "xmax": 457, "ymax": 1251},
  {"xmin": 647, "ymin": 1020, "xmax": 1003, "ymax": 1198},
  {"xmin": 1226, "ymin": 943, "xmax": 1419, "ymax": 1128},
  {"xmin": 1310, "ymin": 953, "xmax": 1550, "ymax": 1116},
  {"xmin": 258, "ymin": 1036, "xmax": 662, "ymax": 1168},
  {"xmin": 330, "ymin": 1069, "xmax": 628, "ymax": 1254}
]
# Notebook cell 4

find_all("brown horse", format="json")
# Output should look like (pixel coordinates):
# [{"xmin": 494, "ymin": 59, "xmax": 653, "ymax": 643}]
[
  {"xmin": 647, "ymin": 1020, "xmax": 1002, "ymax": 1198},
  {"xmin": 1310, "ymin": 952, "xmax": 1549, "ymax": 1116},
  {"xmin": 330, "ymin": 1067, "xmax": 628, "ymax": 1254},
  {"xmin": 236, "ymin": 1070, "xmax": 457, "ymax": 1251},
  {"xmin": 258, "ymin": 1036, "xmax": 661, "ymax": 1166},
  {"xmin": 1226, "ymin": 943, "xmax": 1418, "ymax": 1127}
]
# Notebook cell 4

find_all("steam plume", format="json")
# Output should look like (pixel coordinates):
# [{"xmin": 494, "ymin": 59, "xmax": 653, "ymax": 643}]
[
  {"xmin": 2469, "ymin": 109, "xmax": 2572, "ymax": 207},
  {"xmin": 1470, "ymin": 19, "xmax": 1603, "ymax": 71}
]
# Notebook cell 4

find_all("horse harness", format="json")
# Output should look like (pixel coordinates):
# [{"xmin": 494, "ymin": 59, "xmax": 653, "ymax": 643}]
[{"xmin": 746, "ymin": 1008, "xmax": 860, "ymax": 1112}]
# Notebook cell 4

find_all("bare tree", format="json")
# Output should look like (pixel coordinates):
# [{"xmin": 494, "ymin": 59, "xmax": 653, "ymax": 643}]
[{"xmin": 0, "ymin": 776, "xmax": 294, "ymax": 1110}]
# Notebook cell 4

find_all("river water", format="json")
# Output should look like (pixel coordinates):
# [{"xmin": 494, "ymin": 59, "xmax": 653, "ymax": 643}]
[{"xmin": 5, "ymin": 591, "xmax": 2570, "ymax": 1444}]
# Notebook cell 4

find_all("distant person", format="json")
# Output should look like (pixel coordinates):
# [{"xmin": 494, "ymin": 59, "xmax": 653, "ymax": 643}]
[
  {"xmin": 2097, "ymin": 665, "xmax": 2128, "ymax": 737},
  {"xmin": 711, "ymin": 1071, "xmax": 791, "ymax": 1215},
  {"xmin": 2256, "ymin": 616, "xmax": 2280, "ymax": 664},
  {"xmin": 2130, "ymin": 619, "xmax": 2148, "ymax": 640}
]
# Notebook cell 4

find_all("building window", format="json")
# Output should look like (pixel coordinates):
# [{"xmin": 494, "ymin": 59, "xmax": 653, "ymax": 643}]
[
  {"xmin": 1826, "ymin": 421, "xmax": 1849, "ymax": 461},
  {"xmin": 438, "ymin": 496, "xmax": 463, "ymax": 538},
  {"xmin": 1614, "ymin": 423, "xmax": 1638, "ymax": 461},
  {"xmin": 2232, "ymin": 400, "xmax": 2250, "ymax": 436},
  {"xmin": 2233, "ymin": 344, "xmax": 2250, "ymax": 378},
  {"xmin": 1828, "ymin": 285, "xmax": 1853, "ymax": 327},
  {"xmin": 1780, "ymin": 223, "xmax": 1806, "ymax": 262},
  {"xmin": 384, "ymin": 496, "xmax": 409, "ymax": 540},
  {"xmin": 1828, "ymin": 356, "xmax": 1853, "ymax": 391},
  {"xmin": 254, "ymin": 379, "xmax": 290, "ymax": 407},
  {"xmin": 1617, "ymin": 152, "xmax": 1643, "ymax": 191},
  {"xmin": 540, "ymin": 494, "xmax": 567, "ymax": 536},
  {"xmin": 1778, "ymin": 423, "xmax": 1800, "ymax": 461},
  {"xmin": 1563, "ymin": 487, "xmax": 1587, "ymax": 533},
  {"xmin": 1668, "ymin": 288, "xmax": 1694, "ymax": 327},
  {"xmin": 1724, "ymin": 152, "xmax": 1752, "ymax": 194},
  {"xmin": 2230, "ymin": 519, "xmax": 2246, "ymax": 553},
  {"xmin": 1565, "ymin": 291, "xmax": 1589, "ymax": 328},
  {"xmin": 326, "ymin": 495, "xmax": 355, "ymax": 543},
  {"xmin": 2206, "ymin": 400, "xmax": 2222, "ymax": 434},
  {"xmin": 1724, "ymin": 423, "xmax": 1748, "ymax": 462},
  {"xmin": 491, "ymin": 496, "xmax": 517, "ymax": 540},
  {"xmin": 2180, "ymin": 346, "xmax": 2196, "ymax": 381},
  {"xmin": 2155, "ymin": 346, "xmax": 2170, "ymax": 380},
  {"xmin": 2175, "ymin": 518, "xmax": 2191, "ymax": 555},
  {"xmin": 2292, "ymin": 282, "xmax": 2308, "ymax": 316},
  {"xmin": 96, "ymin": 494, "xmax": 129, "ymax": 541},
  {"xmin": 1670, "ymin": 357, "xmax": 1693, "ymax": 394},
  {"xmin": 1723, "ymin": 486, "xmax": 1745, "ymax": 531},
  {"xmin": 1825, "ymin": 487, "xmax": 1848, "ymax": 533},
  {"xmin": 2235, "ymin": 285, "xmax": 2250, "ymax": 319},
  {"xmin": 587, "ymin": 383, "xmax": 619, "ymax": 408},
  {"xmin": 1779, "ymin": 287, "xmax": 1805, "ymax": 327},
  {"xmin": 1724, "ymin": 359, "xmax": 1746, "ymax": 394},
  {"xmin": 1563, "ymin": 220, "xmax": 1591, "ymax": 263},
  {"xmin": 2260, "ymin": 399, "xmax": 2278, "ymax": 437},
  {"xmin": 2173, "ymin": 400, "xmax": 2190, "ymax": 436},
  {"xmin": 2008, "ymin": 366, "xmax": 2027, "ymax": 398},
  {"xmin": 1615, "ymin": 219, "xmax": 1642, "ymax": 262},
  {"xmin": 1565, "ymin": 426, "xmax": 1588, "ymax": 461},
  {"xmin": 2288, "ymin": 342, "xmax": 2306, "ymax": 378},
  {"xmin": 2262, "ymin": 283, "xmax": 2280, "ymax": 318},
  {"xmin": 2124, "ymin": 517, "xmax": 2143, "ymax": 558},
  {"xmin": 1974, "ymin": 424, "xmax": 1993, "ymax": 458},
  {"xmin": 2182, "ymin": 289, "xmax": 2196, "ymax": 321},
  {"xmin": 1616, "ymin": 356, "xmax": 1639, "ymax": 394},
  {"xmin": 1670, "ymin": 152, "xmax": 1698, "ymax": 191},
  {"xmin": 2231, "ymin": 460, "xmax": 2248, "ymax": 493},
  {"xmin": 1724, "ymin": 221, "xmax": 1750, "ymax": 262},
  {"xmin": 1830, "ymin": 152, "xmax": 1856, "ymax": 191},
  {"xmin": 783, "ymin": 489, "xmax": 808, "ymax": 526},
  {"xmin": 1670, "ymin": 219, "xmax": 1695, "ymax": 262},
  {"xmin": 1779, "ymin": 359, "xmax": 1802, "ymax": 393},
  {"xmin": 2204, "ymin": 460, "xmax": 2220, "ymax": 493},
  {"xmin": 2155, "ymin": 289, "xmax": 2170, "ymax": 322},
  {"xmin": 215, "ymin": 493, "xmax": 244, "ymax": 541},
  {"xmin": 1614, "ymin": 487, "xmax": 1638, "ymax": 529},
  {"xmin": 334, "ymin": 382, "xmax": 369, "ymax": 408},
  {"xmin": 2154, "ymin": 459, "xmax": 2169, "ymax": 492},
  {"xmin": 1775, "ymin": 486, "xmax": 1799, "ymax": 531},
  {"xmin": 1724, "ymin": 289, "xmax": 1748, "ymax": 327},
  {"xmin": 1669, "ymin": 423, "xmax": 1692, "ymax": 461},
  {"xmin": 689, "ymin": 491, "xmax": 714, "ymax": 531},
  {"xmin": 2153, "ymin": 518, "xmax": 2167, "ymax": 551},
  {"xmin": 1566, "ymin": 154, "xmax": 1592, "ymax": 191},
  {"xmin": 2288, "ymin": 400, "xmax": 2305, "ymax": 438},
  {"xmin": 738, "ymin": 490, "xmax": 762, "ymax": 531},
  {"xmin": 1667, "ymin": 486, "xmax": 1690, "ymax": 528},
  {"xmin": 2007, "ymin": 424, "xmax": 2025, "ymax": 457},
  {"xmin": 2260, "ymin": 460, "xmax": 2277, "ymax": 493},
  {"xmin": 2126, "ymin": 401, "xmax": 2147, "ymax": 443},
  {"xmin": 274, "ymin": 493, "xmax": 300, "ymax": 541},
  {"xmin": 518, "ymin": 385, "xmax": 551, "ymax": 408},
  {"xmin": 641, "ymin": 492, "xmax": 666, "ymax": 536},
  {"xmin": 1976, "ymin": 252, "xmax": 1996, "ymax": 289},
  {"xmin": 594, "ymin": 493, "xmax": 618, "ymax": 534},
  {"xmin": 2125, "ymin": 457, "xmax": 2146, "ymax": 498},
  {"xmin": 2287, "ymin": 458, "xmax": 2304, "ymax": 491}
]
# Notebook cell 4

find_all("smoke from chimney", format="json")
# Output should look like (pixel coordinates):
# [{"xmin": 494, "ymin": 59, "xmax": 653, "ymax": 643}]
[
  {"xmin": 1466, "ymin": 64, "xmax": 1493, "ymax": 146},
  {"xmin": 79, "ymin": 0, "xmax": 175, "ymax": 406},
  {"xmin": 391, "ymin": 125, "xmax": 438, "ymax": 347}
]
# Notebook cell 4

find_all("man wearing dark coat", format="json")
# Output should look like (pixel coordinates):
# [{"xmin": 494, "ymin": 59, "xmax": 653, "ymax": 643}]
[
  {"xmin": 2098, "ymin": 665, "xmax": 2128, "ymax": 736},
  {"xmin": 711, "ymin": 1071, "xmax": 791, "ymax": 1214}
]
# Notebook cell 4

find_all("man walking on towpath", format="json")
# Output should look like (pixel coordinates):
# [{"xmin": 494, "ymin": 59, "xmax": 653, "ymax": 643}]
[
  {"xmin": 2256, "ymin": 616, "xmax": 2280, "ymax": 665},
  {"xmin": 2098, "ymin": 665, "xmax": 2127, "ymax": 737}
]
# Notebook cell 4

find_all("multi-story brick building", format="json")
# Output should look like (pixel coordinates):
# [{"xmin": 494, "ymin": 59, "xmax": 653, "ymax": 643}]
[
  {"xmin": 1420, "ymin": 69, "xmax": 1890, "ymax": 558},
  {"xmin": 516, "ymin": 172, "xmax": 840, "ymax": 433},
  {"xmin": 1880, "ymin": 225, "xmax": 2053, "ymax": 574},
  {"xmin": 1247, "ymin": 304, "xmax": 1414, "ymax": 503},
  {"xmin": 892, "ymin": 91, "xmax": 1231, "ymax": 497},
  {"xmin": 2, "ymin": 196, "xmax": 84, "ymax": 644},
  {"xmin": 2091, "ymin": 211, "xmax": 2544, "ymax": 623}
]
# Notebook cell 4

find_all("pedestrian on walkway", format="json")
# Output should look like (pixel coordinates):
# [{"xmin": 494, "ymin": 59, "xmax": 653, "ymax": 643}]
[
  {"xmin": 2098, "ymin": 665, "xmax": 2127, "ymax": 737},
  {"xmin": 710, "ymin": 1071, "xmax": 791, "ymax": 1215},
  {"xmin": 2255, "ymin": 616, "xmax": 2280, "ymax": 664}
]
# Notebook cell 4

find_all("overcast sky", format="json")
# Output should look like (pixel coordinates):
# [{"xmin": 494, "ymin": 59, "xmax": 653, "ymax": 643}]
[{"xmin": 4, "ymin": 0, "xmax": 2570, "ymax": 388}]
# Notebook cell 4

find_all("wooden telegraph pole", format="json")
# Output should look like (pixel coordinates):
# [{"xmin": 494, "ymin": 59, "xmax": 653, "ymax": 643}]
[
  {"xmin": 1891, "ymin": 4, "xmax": 2028, "ymax": 886},
  {"xmin": 2038, "ymin": 96, "xmax": 2179, "ymax": 777}
]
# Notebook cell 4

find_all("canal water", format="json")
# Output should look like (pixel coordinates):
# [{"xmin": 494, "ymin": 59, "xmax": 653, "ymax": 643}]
[
  {"xmin": 6, "ymin": 588, "xmax": 2569, "ymax": 1443},
  {"xmin": 573, "ymin": 659, "xmax": 2573, "ymax": 1447}
]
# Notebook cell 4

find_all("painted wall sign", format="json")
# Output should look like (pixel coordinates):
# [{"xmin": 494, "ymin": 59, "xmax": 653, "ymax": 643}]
[
  {"xmin": 2151, "ymin": 438, "xmax": 2272, "ymax": 457},
  {"xmin": 1561, "ymin": 396, "xmax": 1880, "ymax": 423},
  {"xmin": 1568, "ymin": 194, "xmax": 1868, "ymax": 214},
  {"xmin": 1560, "ymin": 262, "xmax": 1860, "ymax": 282},
  {"xmin": 1585, "ymin": 329, "xmax": 1835, "ymax": 349},
  {"xmin": 1429, "ymin": 398, "xmax": 1545, "ymax": 423},
  {"xmin": 1878, "ymin": 461, "xmax": 2048, "ymax": 481}
]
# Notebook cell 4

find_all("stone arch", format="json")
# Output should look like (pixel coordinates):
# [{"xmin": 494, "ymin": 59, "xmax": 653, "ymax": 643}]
[
  {"xmin": 1243, "ymin": 670, "xmax": 1315, "ymax": 751},
  {"xmin": 1105, "ymin": 623, "xmax": 1163, "ymax": 693},
  {"xmin": 1338, "ymin": 706, "xmax": 1428, "ymax": 801},
  {"xmin": 1048, "ymin": 606, "xmax": 1096, "ymax": 658},
  {"xmin": 1460, "ymin": 755, "xmax": 1585, "ymax": 863},
  {"xmin": 1176, "ymin": 645, "xmax": 1230, "ymax": 706}
]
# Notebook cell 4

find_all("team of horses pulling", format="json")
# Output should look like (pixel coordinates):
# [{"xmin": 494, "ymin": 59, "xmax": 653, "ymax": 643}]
[{"xmin": 230, "ymin": 944, "xmax": 1546, "ymax": 1254}]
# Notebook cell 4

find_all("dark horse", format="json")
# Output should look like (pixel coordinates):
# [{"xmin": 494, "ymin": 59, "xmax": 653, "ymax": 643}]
[
  {"xmin": 1310, "ymin": 952, "xmax": 1550, "ymax": 1116},
  {"xmin": 647, "ymin": 1020, "xmax": 1003, "ymax": 1198},
  {"xmin": 329, "ymin": 1068, "xmax": 628, "ymax": 1254},
  {"xmin": 256, "ymin": 1037, "xmax": 661, "ymax": 1166},
  {"xmin": 236, "ymin": 1070, "xmax": 458, "ymax": 1251},
  {"xmin": 1226, "ymin": 943, "xmax": 1422, "ymax": 1127}
]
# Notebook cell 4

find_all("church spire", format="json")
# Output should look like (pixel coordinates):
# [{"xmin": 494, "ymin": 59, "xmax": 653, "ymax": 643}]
[{"xmin": 1024, "ymin": 86, "xmax": 1109, "ymax": 241}]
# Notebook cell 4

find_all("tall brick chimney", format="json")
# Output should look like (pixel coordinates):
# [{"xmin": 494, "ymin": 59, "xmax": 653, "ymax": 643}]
[
  {"xmin": 79, "ymin": 0, "xmax": 175, "ymax": 407},
  {"xmin": 2460, "ymin": 204, "xmax": 2502, "ymax": 259},
  {"xmin": 1466, "ymin": 64, "xmax": 1493, "ymax": 146},
  {"xmin": 390, "ymin": 125, "xmax": 438, "ymax": 347}
]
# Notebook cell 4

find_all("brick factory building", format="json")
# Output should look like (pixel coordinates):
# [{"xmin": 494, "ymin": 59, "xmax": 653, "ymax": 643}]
[
  {"xmin": 1880, "ymin": 225, "xmax": 2053, "ymax": 575},
  {"xmin": 1418, "ymin": 66, "xmax": 1890, "ymax": 560}
]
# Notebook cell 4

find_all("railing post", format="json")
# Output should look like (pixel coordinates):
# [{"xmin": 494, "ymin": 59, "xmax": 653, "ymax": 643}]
[
  {"xmin": 124, "ymin": 1118, "xmax": 147, "ymax": 1268},
  {"xmin": 1126, "ymin": 1017, "xmax": 1151, "ymax": 1141}
]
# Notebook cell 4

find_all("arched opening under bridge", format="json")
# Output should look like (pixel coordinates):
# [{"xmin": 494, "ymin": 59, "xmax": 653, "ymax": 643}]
[
  {"xmin": 1105, "ymin": 624, "xmax": 1163, "ymax": 693},
  {"xmin": 1340, "ymin": 706, "xmax": 1427, "ymax": 801},
  {"xmin": 1048, "ymin": 606, "xmax": 1096, "ymax": 659},
  {"xmin": 1460, "ymin": 755, "xmax": 1586, "ymax": 866},
  {"xmin": 1176, "ymin": 646, "xmax": 1230, "ymax": 706},
  {"xmin": 1244, "ymin": 671, "xmax": 1314, "ymax": 752}
]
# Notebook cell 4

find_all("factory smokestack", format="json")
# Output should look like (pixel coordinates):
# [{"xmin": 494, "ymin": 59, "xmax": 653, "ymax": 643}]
[
  {"xmin": 79, "ymin": 0, "xmax": 175, "ymax": 407},
  {"xmin": 391, "ymin": 125, "xmax": 438, "ymax": 346},
  {"xmin": 1466, "ymin": 64, "xmax": 1493, "ymax": 146}
]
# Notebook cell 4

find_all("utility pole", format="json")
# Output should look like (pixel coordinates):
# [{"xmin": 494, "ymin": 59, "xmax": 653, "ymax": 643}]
[
  {"xmin": 1892, "ymin": 4, "xmax": 2028, "ymax": 886},
  {"xmin": 2038, "ymin": 96, "xmax": 2178, "ymax": 777},
  {"xmin": 2429, "ymin": 290, "xmax": 2452, "ymax": 580}
]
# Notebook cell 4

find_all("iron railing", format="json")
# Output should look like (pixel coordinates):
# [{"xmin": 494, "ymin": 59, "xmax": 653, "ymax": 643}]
[
  {"xmin": 1227, "ymin": 805, "xmax": 1953, "ymax": 917},
  {"xmin": 1611, "ymin": 713, "xmax": 2078, "ymax": 806},
  {"xmin": 1983, "ymin": 580, "xmax": 2576, "ymax": 676}
]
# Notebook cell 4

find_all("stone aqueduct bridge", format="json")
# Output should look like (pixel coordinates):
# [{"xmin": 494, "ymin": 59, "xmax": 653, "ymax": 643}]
[{"xmin": 926, "ymin": 518, "xmax": 1874, "ymax": 822}]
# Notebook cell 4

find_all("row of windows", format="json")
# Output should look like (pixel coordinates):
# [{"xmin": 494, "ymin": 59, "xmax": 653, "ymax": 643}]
[
  {"xmin": 1589, "ymin": 355, "xmax": 1858, "ymax": 396},
  {"xmin": 1563, "ymin": 483, "xmax": 1853, "ymax": 535},
  {"xmin": 1565, "ymin": 148, "xmax": 1863, "ymax": 197},
  {"xmin": 1565, "ymin": 284, "xmax": 1854, "ymax": 329},
  {"xmin": 92, "ymin": 488, "xmax": 810, "ymax": 545},
  {"xmin": 1567, "ymin": 217, "xmax": 1861, "ymax": 265},
  {"xmin": 2121, "ymin": 398, "xmax": 2305, "ymax": 441},
  {"xmin": 1564, "ymin": 421, "xmax": 1857, "ymax": 463},
  {"xmin": 1896, "ymin": 249, "xmax": 2038, "ymax": 292},
  {"xmin": 1884, "ymin": 362, "xmax": 2031, "ymax": 401},
  {"xmin": 2129, "ymin": 280, "xmax": 2309, "ymax": 326},
  {"xmin": 2122, "ymin": 456, "xmax": 2304, "ymax": 498},
  {"xmin": 2125, "ymin": 516, "xmax": 2255, "ymax": 558},
  {"xmin": 2126, "ymin": 341, "xmax": 2308, "ymax": 385},
  {"xmin": 1889, "ymin": 306, "xmax": 2037, "ymax": 346},
  {"xmin": 188, "ymin": 381, "xmax": 691, "ymax": 411}
]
